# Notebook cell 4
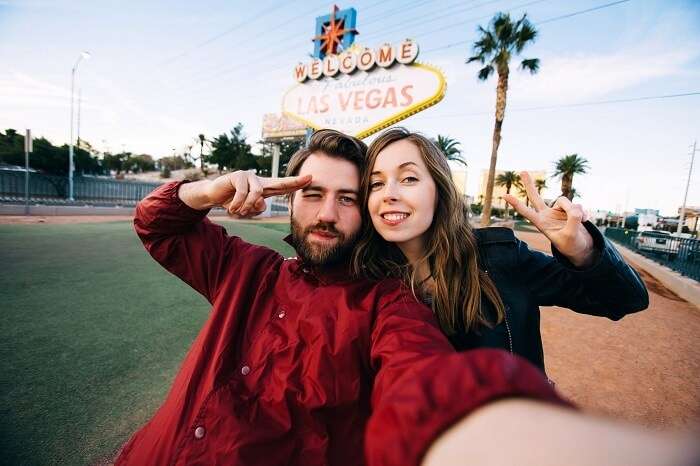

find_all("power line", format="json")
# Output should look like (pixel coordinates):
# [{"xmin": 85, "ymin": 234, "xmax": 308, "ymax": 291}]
[
  {"xmin": 537, "ymin": 0, "xmax": 630, "ymax": 24},
  {"xmin": 179, "ymin": 0, "xmax": 519, "ymax": 94},
  {"xmin": 162, "ymin": 0, "xmax": 428, "ymax": 95},
  {"xmin": 160, "ymin": 0, "xmax": 293, "ymax": 65},
  {"xmin": 178, "ymin": 0, "xmax": 635, "ymax": 104},
  {"xmin": 412, "ymin": 91, "xmax": 700, "ymax": 120},
  {"xmin": 422, "ymin": 0, "xmax": 632, "ymax": 54}
]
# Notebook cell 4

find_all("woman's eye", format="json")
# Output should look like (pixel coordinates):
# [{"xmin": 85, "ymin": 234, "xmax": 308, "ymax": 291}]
[
  {"xmin": 402, "ymin": 176, "xmax": 418, "ymax": 183},
  {"xmin": 369, "ymin": 181, "xmax": 384, "ymax": 190}
]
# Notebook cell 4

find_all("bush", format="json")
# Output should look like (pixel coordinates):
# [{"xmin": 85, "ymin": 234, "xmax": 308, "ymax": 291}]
[{"xmin": 161, "ymin": 166, "xmax": 171, "ymax": 179}]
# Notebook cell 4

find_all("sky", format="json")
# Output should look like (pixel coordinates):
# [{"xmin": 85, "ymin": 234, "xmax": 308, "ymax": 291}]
[{"xmin": 1, "ymin": 0, "xmax": 698, "ymax": 215}]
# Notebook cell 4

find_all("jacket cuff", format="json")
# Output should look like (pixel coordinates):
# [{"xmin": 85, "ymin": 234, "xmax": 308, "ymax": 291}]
[
  {"xmin": 550, "ymin": 221, "xmax": 623, "ymax": 277},
  {"xmin": 365, "ymin": 349, "xmax": 571, "ymax": 466},
  {"xmin": 134, "ymin": 181, "xmax": 210, "ymax": 234}
]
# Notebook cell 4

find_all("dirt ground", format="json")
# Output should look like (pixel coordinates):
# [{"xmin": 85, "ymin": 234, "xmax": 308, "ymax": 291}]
[
  {"xmin": 517, "ymin": 231, "xmax": 700, "ymax": 428},
  {"xmin": 4, "ymin": 215, "xmax": 698, "ymax": 428}
]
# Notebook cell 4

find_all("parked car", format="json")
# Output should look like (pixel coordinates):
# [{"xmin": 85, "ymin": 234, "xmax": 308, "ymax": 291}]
[{"xmin": 634, "ymin": 230, "xmax": 679, "ymax": 258}]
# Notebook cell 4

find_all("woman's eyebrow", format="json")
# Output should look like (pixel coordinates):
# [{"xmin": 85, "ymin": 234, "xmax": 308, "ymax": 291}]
[{"xmin": 370, "ymin": 161, "xmax": 418, "ymax": 176}]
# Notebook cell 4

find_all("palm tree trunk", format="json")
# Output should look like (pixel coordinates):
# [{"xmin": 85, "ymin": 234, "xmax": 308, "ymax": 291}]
[
  {"xmin": 504, "ymin": 184, "xmax": 511, "ymax": 220},
  {"xmin": 561, "ymin": 174, "xmax": 573, "ymax": 200},
  {"xmin": 481, "ymin": 69, "xmax": 509, "ymax": 227}
]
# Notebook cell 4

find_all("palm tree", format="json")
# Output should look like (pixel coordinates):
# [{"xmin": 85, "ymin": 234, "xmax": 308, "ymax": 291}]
[
  {"xmin": 198, "ymin": 134, "xmax": 207, "ymax": 172},
  {"xmin": 535, "ymin": 177, "xmax": 547, "ymax": 195},
  {"xmin": 553, "ymin": 154, "xmax": 589, "ymax": 200},
  {"xmin": 434, "ymin": 135, "xmax": 467, "ymax": 167},
  {"xmin": 467, "ymin": 12, "xmax": 539, "ymax": 226},
  {"xmin": 569, "ymin": 188, "xmax": 581, "ymax": 199},
  {"xmin": 495, "ymin": 170, "xmax": 521, "ymax": 219},
  {"xmin": 517, "ymin": 183, "xmax": 529, "ymax": 207}
]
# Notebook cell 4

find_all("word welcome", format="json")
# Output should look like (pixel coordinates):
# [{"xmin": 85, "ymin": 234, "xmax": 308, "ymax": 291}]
[{"xmin": 294, "ymin": 39, "xmax": 419, "ymax": 82}]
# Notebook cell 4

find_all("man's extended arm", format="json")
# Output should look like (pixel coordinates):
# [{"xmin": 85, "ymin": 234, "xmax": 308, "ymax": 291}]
[
  {"xmin": 134, "ymin": 171, "xmax": 310, "ymax": 302},
  {"xmin": 423, "ymin": 398, "xmax": 699, "ymax": 466},
  {"xmin": 364, "ymin": 284, "xmax": 566, "ymax": 466}
]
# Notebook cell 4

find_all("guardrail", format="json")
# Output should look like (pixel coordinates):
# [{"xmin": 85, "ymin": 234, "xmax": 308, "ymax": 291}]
[
  {"xmin": 605, "ymin": 228, "xmax": 700, "ymax": 282},
  {"xmin": 0, "ymin": 169, "xmax": 161, "ymax": 205}
]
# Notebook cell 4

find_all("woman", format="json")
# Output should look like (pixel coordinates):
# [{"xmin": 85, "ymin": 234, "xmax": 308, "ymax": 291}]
[{"xmin": 353, "ymin": 127, "xmax": 649, "ymax": 373}]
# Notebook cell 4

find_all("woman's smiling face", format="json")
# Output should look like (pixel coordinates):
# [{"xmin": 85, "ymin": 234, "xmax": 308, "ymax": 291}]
[{"xmin": 368, "ymin": 138, "xmax": 437, "ymax": 253}]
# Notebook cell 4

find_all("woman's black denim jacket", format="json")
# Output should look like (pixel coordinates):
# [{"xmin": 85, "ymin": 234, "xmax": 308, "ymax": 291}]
[{"xmin": 447, "ymin": 221, "xmax": 649, "ymax": 374}]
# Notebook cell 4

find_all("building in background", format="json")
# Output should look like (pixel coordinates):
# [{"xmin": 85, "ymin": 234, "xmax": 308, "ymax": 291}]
[{"xmin": 451, "ymin": 167, "xmax": 467, "ymax": 196}]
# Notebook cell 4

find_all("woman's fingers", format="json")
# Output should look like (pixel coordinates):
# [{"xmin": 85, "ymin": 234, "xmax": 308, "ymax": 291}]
[
  {"xmin": 552, "ymin": 196, "xmax": 585, "ymax": 232},
  {"xmin": 519, "ymin": 171, "xmax": 547, "ymax": 212},
  {"xmin": 503, "ymin": 194, "xmax": 538, "ymax": 223},
  {"xmin": 262, "ymin": 174, "xmax": 312, "ymax": 197}
]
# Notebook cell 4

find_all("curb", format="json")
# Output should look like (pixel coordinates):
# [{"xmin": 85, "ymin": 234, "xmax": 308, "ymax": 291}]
[{"xmin": 613, "ymin": 243, "xmax": 700, "ymax": 310}]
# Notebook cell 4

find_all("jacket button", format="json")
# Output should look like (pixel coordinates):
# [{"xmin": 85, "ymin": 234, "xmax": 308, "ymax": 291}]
[
  {"xmin": 241, "ymin": 365, "xmax": 250, "ymax": 375},
  {"xmin": 194, "ymin": 426, "xmax": 205, "ymax": 439},
  {"xmin": 278, "ymin": 311, "xmax": 286, "ymax": 319}
]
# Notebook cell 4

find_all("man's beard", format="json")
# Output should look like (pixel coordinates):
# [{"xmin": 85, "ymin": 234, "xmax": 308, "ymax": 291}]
[{"xmin": 290, "ymin": 218, "xmax": 359, "ymax": 266}]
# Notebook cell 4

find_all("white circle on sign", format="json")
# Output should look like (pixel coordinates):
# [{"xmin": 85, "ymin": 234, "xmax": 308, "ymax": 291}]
[
  {"xmin": 338, "ymin": 51, "xmax": 357, "ymax": 74},
  {"xmin": 396, "ymin": 39, "xmax": 419, "ymax": 64},
  {"xmin": 294, "ymin": 63, "xmax": 308, "ymax": 82},
  {"xmin": 308, "ymin": 59, "xmax": 323, "ymax": 80},
  {"xmin": 356, "ymin": 48, "xmax": 376, "ymax": 71},
  {"xmin": 322, "ymin": 54, "xmax": 340, "ymax": 78},
  {"xmin": 376, "ymin": 44, "xmax": 395, "ymax": 68}
]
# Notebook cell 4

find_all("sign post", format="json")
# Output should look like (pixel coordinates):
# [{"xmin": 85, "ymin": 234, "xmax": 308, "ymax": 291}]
[{"xmin": 24, "ymin": 129, "xmax": 33, "ymax": 215}]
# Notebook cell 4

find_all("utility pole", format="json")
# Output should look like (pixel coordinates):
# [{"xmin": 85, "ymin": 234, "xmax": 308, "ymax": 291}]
[
  {"xmin": 76, "ymin": 88, "xmax": 82, "ymax": 150},
  {"xmin": 677, "ymin": 141, "xmax": 697, "ymax": 234},
  {"xmin": 24, "ymin": 129, "xmax": 33, "ymax": 215}
]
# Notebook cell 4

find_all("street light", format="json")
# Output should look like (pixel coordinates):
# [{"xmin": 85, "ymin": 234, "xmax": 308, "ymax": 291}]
[{"xmin": 68, "ymin": 50, "xmax": 91, "ymax": 201}]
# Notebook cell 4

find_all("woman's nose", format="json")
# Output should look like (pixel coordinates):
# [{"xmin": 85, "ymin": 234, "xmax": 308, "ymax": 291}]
[{"xmin": 382, "ymin": 181, "xmax": 400, "ymax": 202}]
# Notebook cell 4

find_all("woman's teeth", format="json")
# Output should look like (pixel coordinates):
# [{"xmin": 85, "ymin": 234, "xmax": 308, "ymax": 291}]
[{"xmin": 382, "ymin": 213, "xmax": 409, "ymax": 221}]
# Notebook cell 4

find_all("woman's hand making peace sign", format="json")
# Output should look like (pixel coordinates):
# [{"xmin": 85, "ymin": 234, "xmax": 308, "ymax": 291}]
[{"xmin": 503, "ymin": 171, "xmax": 597, "ymax": 268}]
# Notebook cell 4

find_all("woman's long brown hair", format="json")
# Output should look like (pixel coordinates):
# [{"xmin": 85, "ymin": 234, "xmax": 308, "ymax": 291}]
[{"xmin": 352, "ymin": 128, "xmax": 505, "ymax": 334}]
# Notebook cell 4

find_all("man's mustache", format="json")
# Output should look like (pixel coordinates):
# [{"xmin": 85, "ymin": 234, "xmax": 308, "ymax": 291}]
[{"xmin": 305, "ymin": 222, "xmax": 342, "ymax": 238}]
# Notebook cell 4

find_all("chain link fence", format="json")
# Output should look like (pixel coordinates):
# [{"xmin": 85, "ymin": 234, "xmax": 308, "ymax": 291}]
[{"xmin": 605, "ymin": 227, "xmax": 700, "ymax": 282}]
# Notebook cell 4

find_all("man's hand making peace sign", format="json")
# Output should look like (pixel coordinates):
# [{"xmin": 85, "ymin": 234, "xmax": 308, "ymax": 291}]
[
  {"xmin": 178, "ymin": 170, "xmax": 312, "ymax": 217},
  {"xmin": 503, "ymin": 171, "xmax": 597, "ymax": 268}
]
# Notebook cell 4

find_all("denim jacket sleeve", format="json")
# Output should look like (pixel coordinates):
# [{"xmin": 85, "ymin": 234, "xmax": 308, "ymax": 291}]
[{"xmin": 513, "ymin": 221, "xmax": 649, "ymax": 319}]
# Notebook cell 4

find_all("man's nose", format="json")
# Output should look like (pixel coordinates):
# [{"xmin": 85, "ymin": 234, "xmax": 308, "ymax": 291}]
[{"xmin": 317, "ymin": 196, "xmax": 339, "ymax": 223}]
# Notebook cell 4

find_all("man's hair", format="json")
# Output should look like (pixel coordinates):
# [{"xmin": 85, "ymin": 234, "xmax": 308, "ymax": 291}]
[{"xmin": 285, "ymin": 129, "xmax": 367, "ymax": 177}]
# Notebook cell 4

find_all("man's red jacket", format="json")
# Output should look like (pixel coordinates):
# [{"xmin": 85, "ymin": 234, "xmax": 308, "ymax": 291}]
[{"xmin": 116, "ymin": 181, "xmax": 564, "ymax": 466}]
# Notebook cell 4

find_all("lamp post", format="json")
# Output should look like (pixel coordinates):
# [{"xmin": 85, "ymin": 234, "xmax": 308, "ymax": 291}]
[{"xmin": 68, "ymin": 51, "xmax": 90, "ymax": 201}]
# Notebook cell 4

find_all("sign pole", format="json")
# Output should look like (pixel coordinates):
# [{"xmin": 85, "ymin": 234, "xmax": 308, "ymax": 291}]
[
  {"xmin": 24, "ymin": 129, "xmax": 33, "ymax": 215},
  {"xmin": 271, "ymin": 143, "xmax": 281, "ymax": 178}
]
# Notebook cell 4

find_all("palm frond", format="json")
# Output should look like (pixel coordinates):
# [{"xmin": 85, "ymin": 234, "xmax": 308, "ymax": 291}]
[
  {"xmin": 478, "ymin": 65, "xmax": 495, "ymax": 80},
  {"xmin": 514, "ymin": 17, "xmax": 537, "ymax": 53},
  {"xmin": 520, "ymin": 58, "xmax": 540, "ymax": 74},
  {"xmin": 553, "ymin": 154, "xmax": 590, "ymax": 177}
]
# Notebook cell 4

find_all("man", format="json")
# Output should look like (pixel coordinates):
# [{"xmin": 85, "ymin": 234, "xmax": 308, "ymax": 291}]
[
  {"xmin": 116, "ymin": 130, "xmax": 698, "ymax": 466},
  {"xmin": 116, "ymin": 129, "xmax": 561, "ymax": 465}
]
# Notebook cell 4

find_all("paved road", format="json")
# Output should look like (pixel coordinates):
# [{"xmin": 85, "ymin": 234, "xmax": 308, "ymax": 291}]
[{"xmin": 517, "ymin": 230, "xmax": 700, "ymax": 428}]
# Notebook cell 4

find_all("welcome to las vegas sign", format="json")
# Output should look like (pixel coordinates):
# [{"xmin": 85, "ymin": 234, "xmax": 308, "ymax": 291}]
[{"xmin": 281, "ymin": 7, "xmax": 446, "ymax": 139}]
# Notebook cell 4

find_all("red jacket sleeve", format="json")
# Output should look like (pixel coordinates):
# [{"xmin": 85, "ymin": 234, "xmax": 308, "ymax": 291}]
[
  {"xmin": 365, "ymin": 286, "xmax": 569, "ymax": 466},
  {"xmin": 133, "ymin": 181, "xmax": 256, "ymax": 303}
]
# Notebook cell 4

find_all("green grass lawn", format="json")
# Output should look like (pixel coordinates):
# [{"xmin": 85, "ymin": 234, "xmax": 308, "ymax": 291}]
[{"xmin": 0, "ymin": 219, "xmax": 294, "ymax": 465}]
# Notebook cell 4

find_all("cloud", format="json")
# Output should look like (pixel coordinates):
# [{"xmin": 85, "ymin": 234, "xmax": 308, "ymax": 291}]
[{"xmin": 507, "ymin": 43, "xmax": 700, "ymax": 103}]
